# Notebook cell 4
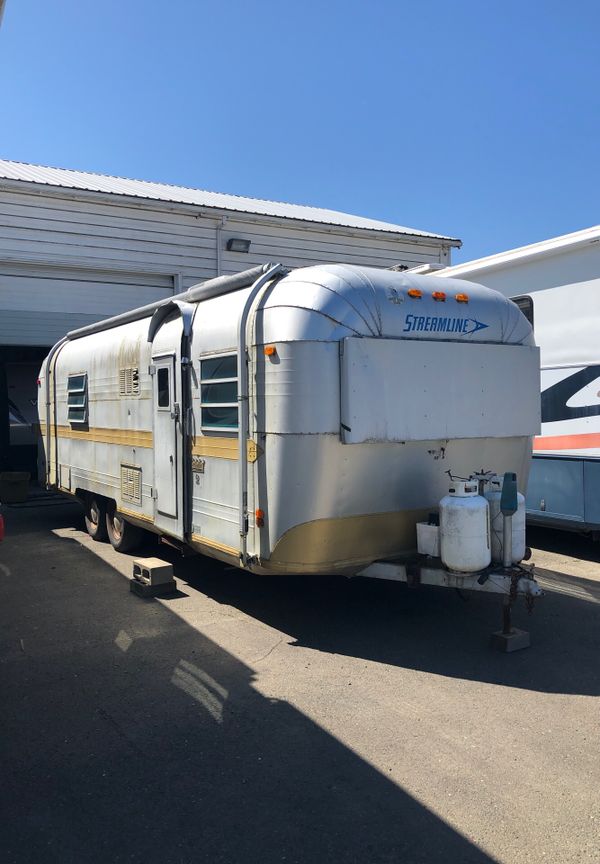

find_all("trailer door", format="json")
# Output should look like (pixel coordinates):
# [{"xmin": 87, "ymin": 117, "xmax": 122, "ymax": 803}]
[{"xmin": 152, "ymin": 353, "xmax": 178, "ymax": 521}]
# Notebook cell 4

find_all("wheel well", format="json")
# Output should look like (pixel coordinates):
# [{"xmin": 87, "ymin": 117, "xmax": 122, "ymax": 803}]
[
  {"xmin": 74, "ymin": 488, "xmax": 88, "ymax": 507},
  {"xmin": 75, "ymin": 490, "xmax": 117, "ymax": 512}
]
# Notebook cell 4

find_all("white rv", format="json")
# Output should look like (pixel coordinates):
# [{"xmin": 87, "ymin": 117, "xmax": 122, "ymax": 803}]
[
  {"xmin": 508, "ymin": 281, "xmax": 600, "ymax": 533},
  {"xmin": 38, "ymin": 263, "xmax": 541, "ymax": 596}
]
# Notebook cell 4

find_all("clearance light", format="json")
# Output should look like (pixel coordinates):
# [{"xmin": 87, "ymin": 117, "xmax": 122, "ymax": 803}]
[
  {"xmin": 455, "ymin": 293, "xmax": 469, "ymax": 303},
  {"xmin": 432, "ymin": 291, "xmax": 446, "ymax": 301},
  {"xmin": 407, "ymin": 288, "xmax": 422, "ymax": 298},
  {"xmin": 264, "ymin": 345, "xmax": 277, "ymax": 356},
  {"xmin": 255, "ymin": 508, "xmax": 265, "ymax": 528}
]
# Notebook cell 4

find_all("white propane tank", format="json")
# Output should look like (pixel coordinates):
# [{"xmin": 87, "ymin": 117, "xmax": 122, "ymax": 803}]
[
  {"xmin": 440, "ymin": 480, "xmax": 491, "ymax": 573},
  {"xmin": 485, "ymin": 475, "xmax": 526, "ymax": 564}
]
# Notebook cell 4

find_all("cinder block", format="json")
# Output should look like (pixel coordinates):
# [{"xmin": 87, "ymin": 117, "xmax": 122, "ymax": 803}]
[
  {"xmin": 130, "ymin": 578, "xmax": 177, "ymax": 598},
  {"xmin": 490, "ymin": 627, "xmax": 531, "ymax": 652},
  {"xmin": 132, "ymin": 556, "xmax": 174, "ymax": 586}
]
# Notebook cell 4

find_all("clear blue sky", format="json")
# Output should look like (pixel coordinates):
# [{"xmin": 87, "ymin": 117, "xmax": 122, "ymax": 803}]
[{"xmin": 1, "ymin": 0, "xmax": 598, "ymax": 262}]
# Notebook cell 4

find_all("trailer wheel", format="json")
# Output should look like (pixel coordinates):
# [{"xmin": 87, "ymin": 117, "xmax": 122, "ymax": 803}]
[
  {"xmin": 106, "ymin": 506, "xmax": 143, "ymax": 553},
  {"xmin": 85, "ymin": 497, "xmax": 108, "ymax": 542}
]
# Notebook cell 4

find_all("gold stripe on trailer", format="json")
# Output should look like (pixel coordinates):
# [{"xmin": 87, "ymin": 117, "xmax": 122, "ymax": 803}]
[
  {"xmin": 52, "ymin": 427, "xmax": 259, "ymax": 458},
  {"xmin": 119, "ymin": 507, "xmax": 155, "ymax": 524},
  {"xmin": 190, "ymin": 533, "xmax": 238, "ymax": 556},
  {"xmin": 192, "ymin": 436, "xmax": 262, "ymax": 462},
  {"xmin": 56, "ymin": 426, "xmax": 153, "ymax": 448}
]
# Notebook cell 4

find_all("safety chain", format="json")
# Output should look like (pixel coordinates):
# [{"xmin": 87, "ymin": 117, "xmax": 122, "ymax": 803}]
[{"xmin": 509, "ymin": 567, "xmax": 536, "ymax": 615}]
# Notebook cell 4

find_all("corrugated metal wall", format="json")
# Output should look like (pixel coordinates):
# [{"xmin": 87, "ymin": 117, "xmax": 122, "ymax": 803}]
[
  {"xmin": 217, "ymin": 218, "xmax": 449, "ymax": 281},
  {"xmin": 0, "ymin": 182, "xmax": 452, "ymax": 472},
  {"xmin": 0, "ymin": 186, "xmax": 450, "ymax": 346}
]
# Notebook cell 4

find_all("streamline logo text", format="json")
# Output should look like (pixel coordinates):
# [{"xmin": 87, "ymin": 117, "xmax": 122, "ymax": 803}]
[{"xmin": 403, "ymin": 315, "xmax": 489, "ymax": 335}]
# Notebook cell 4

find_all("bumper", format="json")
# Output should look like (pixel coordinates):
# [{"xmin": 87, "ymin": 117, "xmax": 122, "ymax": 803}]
[{"xmin": 357, "ymin": 560, "xmax": 543, "ymax": 598}]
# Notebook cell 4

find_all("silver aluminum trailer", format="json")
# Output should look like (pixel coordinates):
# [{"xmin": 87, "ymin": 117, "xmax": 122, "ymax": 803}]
[{"xmin": 38, "ymin": 263, "xmax": 541, "ymax": 607}]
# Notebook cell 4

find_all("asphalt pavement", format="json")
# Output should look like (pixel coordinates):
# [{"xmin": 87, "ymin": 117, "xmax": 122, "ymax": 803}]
[{"xmin": 0, "ymin": 499, "xmax": 598, "ymax": 864}]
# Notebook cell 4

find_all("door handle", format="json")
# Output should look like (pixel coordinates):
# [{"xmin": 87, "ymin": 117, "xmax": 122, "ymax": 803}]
[{"xmin": 170, "ymin": 402, "xmax": 180, "ymax": 421}]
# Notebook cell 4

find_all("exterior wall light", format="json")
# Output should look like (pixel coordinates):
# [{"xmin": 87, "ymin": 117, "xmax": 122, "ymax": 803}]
[{"xmin": 226, "ymin": 238, "xmax": 251, "ymax": 253}]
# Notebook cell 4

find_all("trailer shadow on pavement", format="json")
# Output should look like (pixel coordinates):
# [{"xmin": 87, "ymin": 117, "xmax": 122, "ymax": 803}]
[
  {"xmin": 0, "ymin": 501, "xmax": 501, "ymax": 864},
  {"xmin": 528, "ymin": 524, "xmax": 600, "ymax": 563},
  {"xmin": 10, "ymin": 497, "xmax": 598, "ymax": 699},
  {"xmin": 177, "ymin": 557, "xmax": 600, "ymax": 699}
]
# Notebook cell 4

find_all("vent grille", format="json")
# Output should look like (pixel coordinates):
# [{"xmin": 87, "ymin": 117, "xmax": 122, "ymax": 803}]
[
  {"xmin": 121, "ymin": 464, "xmax": 142, "ymax": 505},
  {"xmin": 119, "ymin": 367, "xmax": 140, "ymax": 396}
]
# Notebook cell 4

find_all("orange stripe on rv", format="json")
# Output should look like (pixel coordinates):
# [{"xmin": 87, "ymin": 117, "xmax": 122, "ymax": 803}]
[{"xmin": 533, "ymin": 432, "xmax": 600, "ymax": 450}]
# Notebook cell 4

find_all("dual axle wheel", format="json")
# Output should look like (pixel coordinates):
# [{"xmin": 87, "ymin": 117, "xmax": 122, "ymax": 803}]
[{"xmin": 84, "ymin": 496, "xmax": 143, "ymax": 552}]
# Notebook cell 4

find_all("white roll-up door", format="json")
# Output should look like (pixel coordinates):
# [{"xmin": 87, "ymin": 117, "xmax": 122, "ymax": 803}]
[{"xmin": 0, "ymin": 262, "xmax": 174, "ymax": 346}]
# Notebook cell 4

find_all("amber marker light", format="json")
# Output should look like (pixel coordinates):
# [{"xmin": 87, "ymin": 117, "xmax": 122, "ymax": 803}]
[
  {"xmin": 255, "ymin": 509, "xmax": 265, "ymax": 528},
  {"xmin": 455, "ymin": 293, "xmax": 469, "ymax": 303},
  {"xmin": 407, "ymin": 288, "xmax": 422, "ymax": 298},
  {"xmin": 264, "ymin": 345, "xmax": 277, "ymax": 356},
  {"xmin": 432, "ymin": 291, "xmax": 446, "ymax": 301}
]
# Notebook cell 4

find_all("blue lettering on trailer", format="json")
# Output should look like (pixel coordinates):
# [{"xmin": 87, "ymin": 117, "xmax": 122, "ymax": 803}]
[{"xmin": 403, "ymin": 315, "xmax": 489, "ymax": 335}]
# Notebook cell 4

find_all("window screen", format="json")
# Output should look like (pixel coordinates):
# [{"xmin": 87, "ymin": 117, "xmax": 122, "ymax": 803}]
[
  {"xmin": 511, "ymin": 295, "xmax": 534, "ymax": 328},
  {"xmin": 200, "ymin": 354, "xmax": 238, "ymax": 430},
  {"xmin": 67, "ymin": 373, "xmax": 88, "ymax": 424}
]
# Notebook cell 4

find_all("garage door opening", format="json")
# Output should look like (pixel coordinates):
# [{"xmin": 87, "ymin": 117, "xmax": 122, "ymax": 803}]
[
  {"xmin": 0, "ymin": 263, "xmax": 175, "ymax": 486},
  {"xmin": 0, "ymin": 346, "xmax": 49, "ymax": 478}
]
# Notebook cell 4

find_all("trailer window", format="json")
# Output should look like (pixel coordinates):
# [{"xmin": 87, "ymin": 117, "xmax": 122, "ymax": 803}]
[
  {"xmin": 67, "ymin": 373, "xmax": 88, "ymax": 424},
  {"xmin": 157, "ymin": 368, "xmax": 170, "ymax": 408},
  {"xmin": 200, "ymin": 354, "xmax": 238, "ymax": 431},
  {"xmin": 511, "ymin": 295, "xmax": 534, "ymax": 328}
]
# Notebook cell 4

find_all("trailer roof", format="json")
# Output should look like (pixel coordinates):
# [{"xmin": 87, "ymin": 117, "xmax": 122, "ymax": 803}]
[
  {"xmin": 0, "ymin": 158, "xmax": 460, "ymax": 244},
  {"xmin": 424, "ymin": 224, "xmax": 600, "ymax": 278}
]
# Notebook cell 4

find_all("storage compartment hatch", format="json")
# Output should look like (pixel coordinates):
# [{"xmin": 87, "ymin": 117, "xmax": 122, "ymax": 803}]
[{"xmin": 340, "ymin": 337, "xmax": 540, "ymax": 444}]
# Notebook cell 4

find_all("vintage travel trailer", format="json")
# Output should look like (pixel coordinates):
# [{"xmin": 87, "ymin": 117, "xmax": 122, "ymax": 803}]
[{"xmin": 38, "ymin": 263, "xmax": 542, "ymax": 601}]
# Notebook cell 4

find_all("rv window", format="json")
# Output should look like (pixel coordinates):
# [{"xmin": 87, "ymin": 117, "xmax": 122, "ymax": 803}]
[
  {"xmin": 67, "ymin": 373, "xmax": 88, "ymax": 424},
  {"xmin": 201, "ymin": 381, "xmax": 237, "ymax": 403},
  {"xmin": 511, "ymin": 295, "xmax": 534, "ymax": 328},
  {"xmin": 201, "ymin": 355, "xmax": 237, "ymax": 380},
  {"xmin": 200, "ymin": 354, "xmax": 238, "ymax": 431},
  {"xmin": 157, "ymin": 367, "xmax": 170, "ymax": 408}
]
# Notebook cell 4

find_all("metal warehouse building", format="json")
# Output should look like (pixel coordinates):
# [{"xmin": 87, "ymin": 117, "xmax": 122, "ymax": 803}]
[{"xmin": 0, "ymin": 158, "xmax": 460, "ymax": 473}]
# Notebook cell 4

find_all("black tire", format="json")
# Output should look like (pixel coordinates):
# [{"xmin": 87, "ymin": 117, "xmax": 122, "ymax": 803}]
[
  {"xmin": 85, "ymin": 496, "xmax": 108, "ymax": 542},
  {"xmin": 105, "ymin": 505, "xmax": 143, "ymax": 553}
]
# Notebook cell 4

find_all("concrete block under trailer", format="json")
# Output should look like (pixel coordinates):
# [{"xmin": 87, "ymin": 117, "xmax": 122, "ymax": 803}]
[{"xmin": 39, "ymin": 262, "xmax": 542, "ymax": 610}]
